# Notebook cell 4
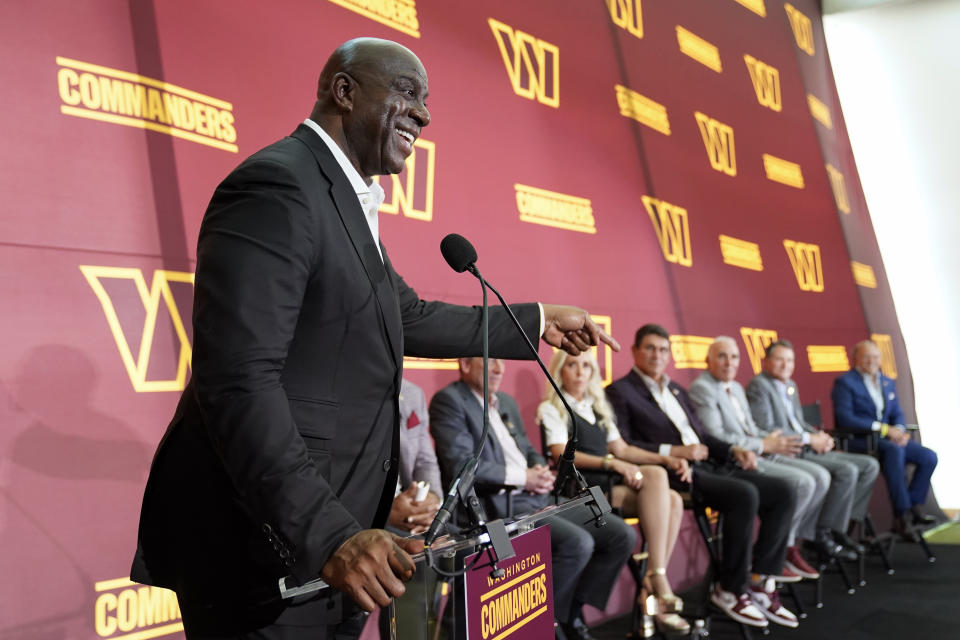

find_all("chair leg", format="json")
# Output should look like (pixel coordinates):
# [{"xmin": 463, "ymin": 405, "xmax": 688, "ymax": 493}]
[
  {"xmin": 917, "ymin": 533, "xmax": 937, "ymax": 563},
  {"xmin": 626, "ymin": 535, "xmax": 653, "ymax": 639},
  {"xmin": 864, "ymin": 514, "xmax": 896, "ymax": 575},
  {"xmin": 815, "ymin": 570, "xmax": 824, "ymax": 609},
  {"xmin": 783, "ymin": 582, "xmax": 807, "ymax": 619},
  {"xmin": 857, "ymin": 547, "xmax": 866, "ymax": 586},
  {"xmin": 835, "ymin": 559, "xmax": 856, "ymax": 595}
]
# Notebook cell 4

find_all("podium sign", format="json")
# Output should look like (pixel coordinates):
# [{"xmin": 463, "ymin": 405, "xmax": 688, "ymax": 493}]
[{"xmin": 464, "ymin": 525, "xmax": 554, "ymax": 640}]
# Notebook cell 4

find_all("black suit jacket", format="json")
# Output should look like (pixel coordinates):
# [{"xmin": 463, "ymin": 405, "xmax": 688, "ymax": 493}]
[
  {"xmin": 429, "ymin": 381, "xmax": 547, "ymax": 519},
  {"xmin": 605, "ymin": 370, "xmax": 730, "ymax": 489},
  {"xmin": 132, "ymin": 125, "xmax": 540, "ymax": 615}
]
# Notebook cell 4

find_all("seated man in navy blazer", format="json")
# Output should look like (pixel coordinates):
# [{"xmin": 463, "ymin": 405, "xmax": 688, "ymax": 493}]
[
  {"xmin": 605, "ymin": 324, "xmax": 798, "ymax": 630},
  {"xmin": 831, "ymin": 340, "xmax": 938, "ymax": 538},
  {"xmin": 430, "ymin": 357, "xmax": 635, "ymax": 640}
]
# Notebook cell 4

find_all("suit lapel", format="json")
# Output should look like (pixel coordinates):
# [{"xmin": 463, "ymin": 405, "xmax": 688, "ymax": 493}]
[
  {"xmin": 849, "ymin": 370, "xmax": 879, "ymax": 414},
  {"xmin": 762, "ymin": 373, "xmax": 792, "ymax": 431},
  {"xmin": 458, "ymin": 383, "xmax": 504, "ymax": 463},
  {"xmin": 291, "ymin": 125, "xmax": 403, "ymax": 369}
]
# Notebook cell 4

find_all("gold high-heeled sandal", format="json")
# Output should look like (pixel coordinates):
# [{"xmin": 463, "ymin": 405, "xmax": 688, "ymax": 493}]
[
  {"xmin": 642, "ymin": 568, "xmax": 690, "ymax": 637},
  {"xmin": 644, "ymin": 568, "xmax": 683, "ymax": 613}
]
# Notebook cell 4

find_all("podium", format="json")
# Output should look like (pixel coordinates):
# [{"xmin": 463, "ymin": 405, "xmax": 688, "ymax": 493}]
[{"xmin": 279, "ymin": 487, "xmax": 611, "ymax": 640}]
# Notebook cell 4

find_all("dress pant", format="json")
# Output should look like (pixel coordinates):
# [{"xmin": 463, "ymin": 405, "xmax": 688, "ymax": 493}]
[
  {"xmin": 756, "ymin": 456, "xmax": 829, "ymax": 543},
  {"xmin": 861, "ymin": 438, "xmax": 938, "ymax": 514},
  {"xmin": 691, "ymin": 463, "xmax": 795, "ymax": 594},
  {"xmin": 547, "ymin": 507, "xmax": 637, "ymax": 623},
  {"xmin": 799, "ymin": 450, "xmax": 879, "ymax": 526}
]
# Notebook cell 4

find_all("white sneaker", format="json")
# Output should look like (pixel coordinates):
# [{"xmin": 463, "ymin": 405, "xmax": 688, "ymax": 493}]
[
  {"xmin": 748, "ymin": 578, "xmax": 800, "ymax": 628},
  {"xmin": 710, "ymin": 585, "xmax": 768, "ymax": 627}
]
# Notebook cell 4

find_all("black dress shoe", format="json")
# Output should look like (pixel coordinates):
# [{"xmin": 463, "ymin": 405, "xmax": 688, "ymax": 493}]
[
  {"xmin": 911, "ymin": 507, "xmax": 938, "ymax": 526},
  {"xmin": 560, "ymin": 617, "xmax": 595, "ymax": 640},
  {"xmin": 812, "ymin": 529, "xmax": 858, "ymax": 561},
  {"xmin": 832, "ymin": 530, "xmax": 866, "ymax": 555},
  {"xmin": 893, "ymin": 516, "xmax": 920, "ymax": 542}
]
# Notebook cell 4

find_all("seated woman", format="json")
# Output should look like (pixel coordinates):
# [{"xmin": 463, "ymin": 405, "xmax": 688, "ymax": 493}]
[{"xmin": 538, "ymin": 350, "xmax": 691, "ymax": 636}]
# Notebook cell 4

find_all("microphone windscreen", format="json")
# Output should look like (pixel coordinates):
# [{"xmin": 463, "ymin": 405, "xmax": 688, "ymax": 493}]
[{"xmin": 440, "ymin": 233, "xmax": 478, "ymax": 273}]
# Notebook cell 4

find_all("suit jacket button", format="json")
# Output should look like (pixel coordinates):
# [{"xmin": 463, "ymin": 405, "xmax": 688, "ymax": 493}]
[{"xmin": 382, "ymin": 459, "xmax": 392, "ymax": 471}]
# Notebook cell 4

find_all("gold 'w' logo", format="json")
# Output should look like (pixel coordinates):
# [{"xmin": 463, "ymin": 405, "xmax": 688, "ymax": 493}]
[
  {"xmin": 740, "ymin": 327, "xmax": 779, "ymax": 375},
  {"xmin": 784, "ymin": 3, "xmax": 814, "ymax": 55},
  {"xmin": 607, "ymin": 0, "xmax": 643, "ymax": 38},
  {"xmin": 376, "ymin": 137, "xmax": 436, "ymax": 221},
  {"xmin": 744, "ymin": 54, "xmax": 781, "ymax": 112},
  {"xmin": 870, "ymin": 333, "xmax": 898, "ymax": 379},
  {"xmin": 81, "ymin": 266, "xmax": 194, "ymax": 392},
  {"xmin": 825, "ymin": 164, "xmax": 850, "ymax": 214},
  {"xmin": 642, "ymin": 196, "xmax": 692, "ymax": 267},
  {"xmin": 488, "ymin": 18, "xmax": 560, "ymax": 107},
  {"xmin": 783, "ymin": 240, "xmax": 824, "ymax": 292},
  {"xmin": 694, "ymin": 112, "xmax": 736, "ymax": 176}
]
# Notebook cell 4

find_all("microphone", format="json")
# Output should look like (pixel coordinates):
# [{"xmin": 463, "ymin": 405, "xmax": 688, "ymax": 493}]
[
  {"xmin": 440, "ymin": 233, "xmax": 478, "ymax": 274},
  {"xmin": 438, "ymin": 233, "xmax": 590, "ymax": 505},
  {"xmin": 423, "ymin": 455, "xmax": 477, "ymax": 545}
]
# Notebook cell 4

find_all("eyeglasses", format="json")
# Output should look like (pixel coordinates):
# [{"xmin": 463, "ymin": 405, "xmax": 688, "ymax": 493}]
[{"xmin": 639, "ymin": 344, "xmax": 670, "ymax": 355}]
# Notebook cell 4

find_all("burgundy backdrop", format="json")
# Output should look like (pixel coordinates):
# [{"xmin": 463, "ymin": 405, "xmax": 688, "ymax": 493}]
[{"xmin": 0, "ymin": 1, "xmax": 912, "ymax": 638}]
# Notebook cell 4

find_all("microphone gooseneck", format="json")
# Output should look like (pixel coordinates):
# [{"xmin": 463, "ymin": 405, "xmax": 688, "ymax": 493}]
[
  {"xmin": 475, "ymin": 277, "xmax": 587, "ymax": 500},
  {"xmin": 424, "ymin": 235, "xmax": 491, "ymax": 546},
  {"xmin": 439, "ymin": 233, "xmax": 587, "ymax": 501}
]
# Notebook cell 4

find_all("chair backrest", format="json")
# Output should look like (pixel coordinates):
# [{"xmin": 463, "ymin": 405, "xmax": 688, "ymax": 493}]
[{"xmin": 801, "ymin": 400, "xmax": 822, "ymax": 429}]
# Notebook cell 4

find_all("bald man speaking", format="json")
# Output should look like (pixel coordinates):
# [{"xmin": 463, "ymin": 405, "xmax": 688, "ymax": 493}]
[{"xmin": 130, "ymin": 38, "xmax": 617, "ymax": 639}]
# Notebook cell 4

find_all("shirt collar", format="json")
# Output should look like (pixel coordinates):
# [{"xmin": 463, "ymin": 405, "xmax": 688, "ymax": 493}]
[
  {"xmin": 469, "ymin": 387, "xmax": 498, "ymax": 409},
  {"xmin": 302, "ymin": 119, "xmax": 385, "ymax": 206},
  {"xmin": 561, "ymin": 390, "xmax": 594, "ymax": 413},
  {"xmin": 635, "ymin": 367, "xmax": 671, "ymax": 393}
]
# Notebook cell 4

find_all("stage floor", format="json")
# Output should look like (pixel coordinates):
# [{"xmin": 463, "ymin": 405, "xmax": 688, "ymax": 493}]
[{"xmin": 591, "ymin": 542, "xmax": 960, "ymax": 640}]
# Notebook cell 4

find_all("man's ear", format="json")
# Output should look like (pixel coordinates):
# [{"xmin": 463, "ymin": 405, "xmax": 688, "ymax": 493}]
[{"xmin": 331, "ymin": 72, "xmax": 356, "ymax": 113}]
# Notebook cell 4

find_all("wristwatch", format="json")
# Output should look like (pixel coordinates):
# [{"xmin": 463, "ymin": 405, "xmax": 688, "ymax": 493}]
[{"xmin": 602, "ymin": 453, "xmax": 614, "ymax": 470}]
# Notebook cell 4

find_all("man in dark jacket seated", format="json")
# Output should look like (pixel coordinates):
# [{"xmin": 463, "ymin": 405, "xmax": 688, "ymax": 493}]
[{"xmin": 605, "ymin": 324, "xmax": 798, "ymax": 629}]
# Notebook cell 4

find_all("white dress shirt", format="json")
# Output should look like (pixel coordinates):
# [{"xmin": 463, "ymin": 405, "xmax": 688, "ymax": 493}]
[
  {"xmin": 636, "ymin": 368, "xmax": 700, "ymax": 456},
  {"xmin": 471, "ymin": 391, "xmax": 528, "ymax": 488},
  {"xmin": 859, "ymin": 369, "xmax": 886, "ymax": 431},
  {"xmin": 303, "ymin": 118, "xmax": 385, "ymax": 260}
]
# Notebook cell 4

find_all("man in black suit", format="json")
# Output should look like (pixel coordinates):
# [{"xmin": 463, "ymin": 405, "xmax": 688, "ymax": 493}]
[
  {"xmin": 605, "ymin": 324, "xmax": 798, "ymax": 629},
  {"xmin": 131, "ymin": 38, "xmax": 616, "ymax": 640},
  {"xmin": 430, "ymin": 357, "xmax": 636, "ymax": 640}
]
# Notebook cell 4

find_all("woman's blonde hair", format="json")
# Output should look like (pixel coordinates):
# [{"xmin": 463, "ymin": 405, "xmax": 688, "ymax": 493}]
[{"xmin": 543, "ymin": 349, "xmax": 615, "ymax": 428}]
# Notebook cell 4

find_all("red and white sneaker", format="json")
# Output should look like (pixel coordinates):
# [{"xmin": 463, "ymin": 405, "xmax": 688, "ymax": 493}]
[
  {"xmin": 785, "ymin": 545, "xmax": 821, "ymax": 580},
  {"xmin": 748, "ymin": 578, "xmax": 800, "ymax": 628},
  {"xmin": 710, "ymin": 585, "xmax": 768, "ymax": 627}
]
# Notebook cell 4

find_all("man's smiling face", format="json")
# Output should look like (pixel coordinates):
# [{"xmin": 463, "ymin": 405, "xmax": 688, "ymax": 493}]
[{"xmin": 341, "ymin": 46, "xmax": 430, "ymax": 181}]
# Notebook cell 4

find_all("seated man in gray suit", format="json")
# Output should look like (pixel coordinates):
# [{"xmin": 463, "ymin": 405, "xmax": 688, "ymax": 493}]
[
  {"xmin": 430, "ymin": 358, "xmax": 636, "ymax": 640},
  {"xmin": 388, "ymin": 379, "xmax": 442, "ymax": 535},
  {"xmin": 689, "ymin": 337, "xmax": 855, "ymax": 578},
  {"xmin": 746, "ymin": 341, "xmax": 879, "ymax": 567}
]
